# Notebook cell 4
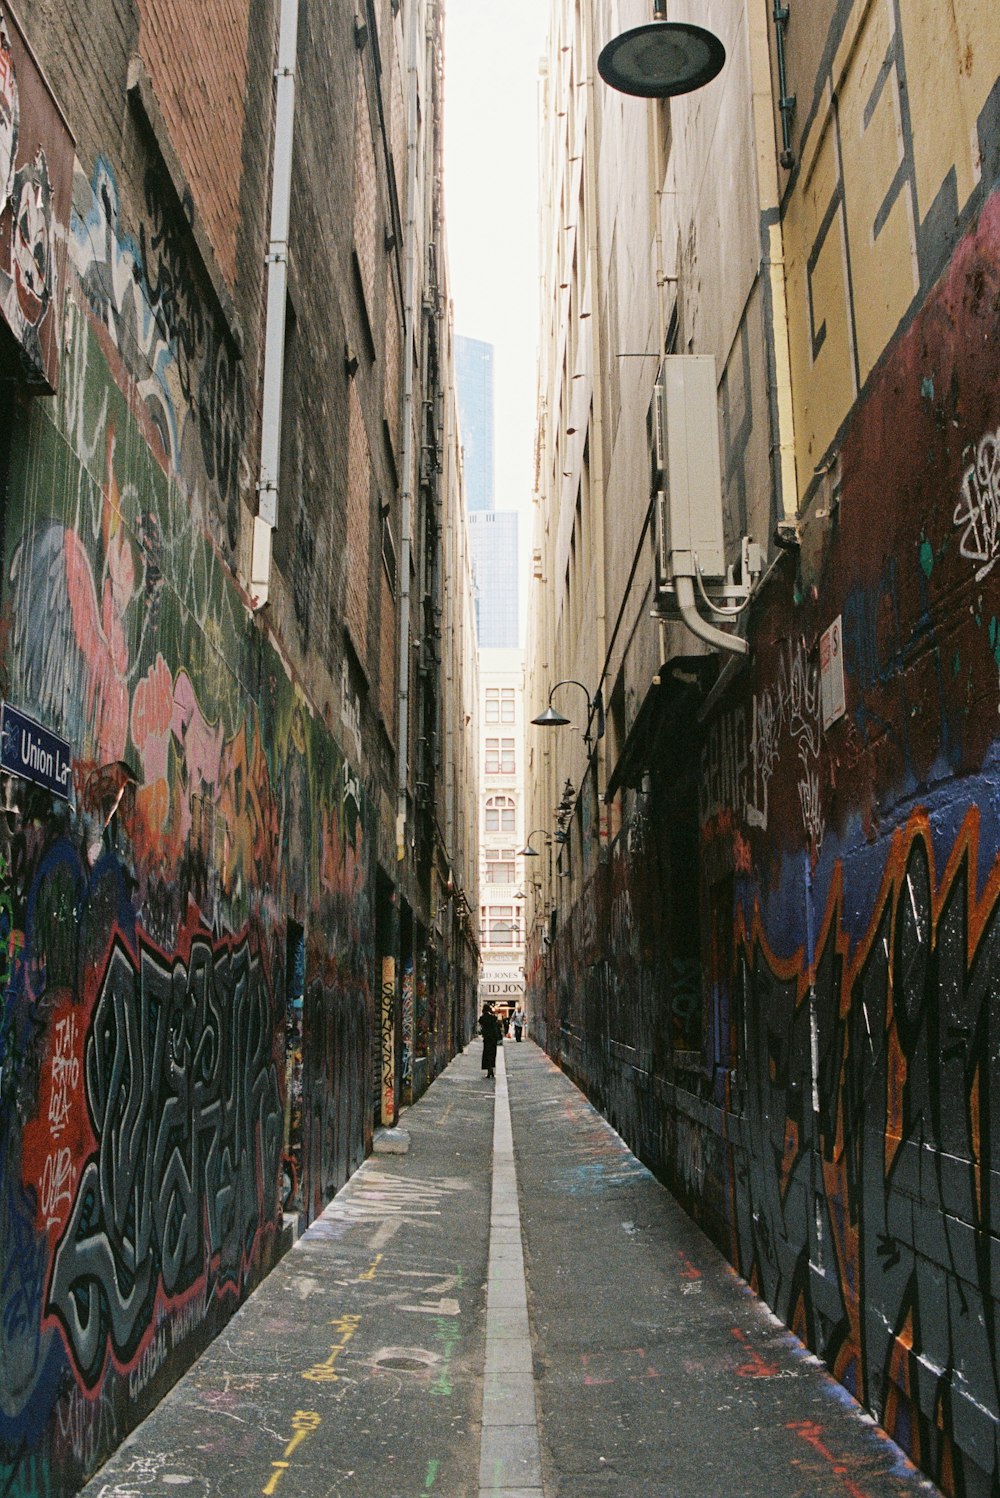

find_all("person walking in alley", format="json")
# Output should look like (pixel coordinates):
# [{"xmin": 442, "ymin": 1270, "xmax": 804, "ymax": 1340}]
[
  {"xmin": 512, "ymin": 1002, "xmax": 526, "ymax": 1041},
  {"xmin": 480, "ymin": 1001, "xmax": 501, "ymax": 1079}
]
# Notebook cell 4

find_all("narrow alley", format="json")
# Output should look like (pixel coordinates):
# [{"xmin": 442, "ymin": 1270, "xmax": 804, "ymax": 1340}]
[
  {"xmin": 78, "ymin": 1045, "xmax": 940, "ymax": 1498},
  {"xmin": 2, "ymin": 1, "xmax": 1000, "ymax": 1494}
]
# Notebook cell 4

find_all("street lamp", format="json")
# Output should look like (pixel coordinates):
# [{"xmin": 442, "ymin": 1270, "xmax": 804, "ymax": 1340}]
[
  {"xmin": 518, "ymin": 830, "xmax": 553, "ymax": 858},
  {"xmin": 597, "ymin": 1, "xmax": 725, "ymax": 99},
  {"xmin": 532, "ymin": 680, "xmax": 605, "ymax": 746}
]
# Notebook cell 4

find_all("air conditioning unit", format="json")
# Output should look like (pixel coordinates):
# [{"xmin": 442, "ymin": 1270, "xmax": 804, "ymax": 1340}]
[
  {"xmin": 652, "ymin": 355, "xmax": 727, "ymax": 590},
  {"xmin": 649, "ymin": 356, "xmax": 760, "ymax": 656}
]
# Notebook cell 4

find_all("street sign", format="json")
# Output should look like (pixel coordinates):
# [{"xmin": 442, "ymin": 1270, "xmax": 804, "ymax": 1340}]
[{"xmin": 0, "ymin": 703, "xmax": 72, "ymax": 797}]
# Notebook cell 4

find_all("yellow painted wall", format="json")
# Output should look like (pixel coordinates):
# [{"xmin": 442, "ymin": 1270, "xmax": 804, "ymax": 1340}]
[{"xmin": 783, "ymin": 0, "xmax": 1000, "ymax": 503}]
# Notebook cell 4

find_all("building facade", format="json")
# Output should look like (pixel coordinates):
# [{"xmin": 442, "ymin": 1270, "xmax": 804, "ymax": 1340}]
[
  {"xmin": 455, "ymin": 333, "xmax": 495, "ymax": 512},
  {"xmin": 478, "ymin": 648, "xmax": 527, "ymax": 1021},
  {"xmin": 454, "ymin": 332, "xmax": 521, "ymax": 648},
  {"xmin": 0, "ymin": 1, "xmax": 478, "ymax": 1492},
  {"xmin": 470, "ymin": 508, "xmax": 521, "ymax": 648},
  {"xmin": 526, "ymin": 1, "xmax": 1000, "ymax": 1493}
]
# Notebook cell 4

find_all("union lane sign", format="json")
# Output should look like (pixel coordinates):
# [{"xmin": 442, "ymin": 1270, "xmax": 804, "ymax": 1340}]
[{"xmin": 1, "ymin": 703, "xmax": 72, "ymax": 798}]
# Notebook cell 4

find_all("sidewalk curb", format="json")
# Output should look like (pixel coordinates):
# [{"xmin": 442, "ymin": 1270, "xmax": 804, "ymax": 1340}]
[{"xmin": 373, "ymin": 1126, "xmax": 411, "ymax": 1155}]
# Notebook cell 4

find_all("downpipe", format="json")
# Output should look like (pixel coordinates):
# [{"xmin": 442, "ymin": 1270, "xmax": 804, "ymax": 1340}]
[
  {"xmin": 396, "ymin": 0, "xmax": 421, "ymax": 859},
  {"xmin": 250, "ymin": 0, "xmax": 299, "ymax": 610}
]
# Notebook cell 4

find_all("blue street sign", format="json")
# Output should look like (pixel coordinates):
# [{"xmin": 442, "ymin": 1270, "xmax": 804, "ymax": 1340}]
[{"xmin": 0, "ymin": 703, "xmax": 73, "ymax": 799}]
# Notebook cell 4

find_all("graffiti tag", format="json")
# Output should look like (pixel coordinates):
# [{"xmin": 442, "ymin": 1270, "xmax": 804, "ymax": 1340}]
[
  {"xmin": 47, "ymin": 928, "xmax": 282, "ymax": 1387},
  {"xmin": 954, "ymin": 424, "xmax": 1000, "ymax": 580}
]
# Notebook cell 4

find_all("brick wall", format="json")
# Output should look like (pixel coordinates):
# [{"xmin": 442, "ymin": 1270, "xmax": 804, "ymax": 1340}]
[
  {"xmin": 345, "ymin": 380, "xmax": 372, "ymax": 661},
  {"xmin": 135, "ymin": 0, "xmax": 253, "ymax": 286}
]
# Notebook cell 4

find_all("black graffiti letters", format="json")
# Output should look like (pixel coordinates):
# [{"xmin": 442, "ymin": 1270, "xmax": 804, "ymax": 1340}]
[
  {"xmin": 736, "ymin": 831, "xmax": 1000, "ymax": 1483},
  {"xmin": 47, "ymin": 930, "xmax": 281, "ymax": 1387},
  {"xmin": 140, "ymin": 168, "xmax": 206, "ymax": 406}
]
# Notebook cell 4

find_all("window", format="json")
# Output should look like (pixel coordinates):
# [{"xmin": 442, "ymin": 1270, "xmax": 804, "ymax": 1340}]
[
  {"xmin": 487, "ymin": 858, "xmax": 515, "ymax": 884},
  {"xmin": 381, "ymin": 511, "xmax": 397, "ymax": 596},
  {"xmin": 485, "ymin": 737, "xmax": 500, "ymax": 774},
  {"xmin": 485, "ymin": 795, "xmax": 516, "ymax": 833},
  {"xmin": 501, "ymin": 738, "xmax": 515, "ymax": 774},
  {"xmin": 489, "ymin": 906, "xmax": 516, "ymax": 946},
  {"xmin": 486, "ymin": 691, "xmax": 516, "ymax": 727}
]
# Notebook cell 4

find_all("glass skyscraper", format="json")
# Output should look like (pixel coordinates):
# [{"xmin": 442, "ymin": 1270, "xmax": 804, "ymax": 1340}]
[
  {"xmin": 455, "ymin": 336, "xmax": 495, "ymax": 513},
  {"xmin": 469, "ymin": 511, "xmax": 519, "ymax": 648},
  {"xmin": 456, "ymin": 335, "xmax": 519, "ymax": 648}
]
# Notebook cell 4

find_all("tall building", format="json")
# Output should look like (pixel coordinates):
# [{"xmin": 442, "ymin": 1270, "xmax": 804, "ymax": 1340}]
[
  {"xmin": 454, "ymin": 333, "xmax": 521, "ymax": 647},
  {"xmin": 478, "ymin": 648, "xmax": 526, "ymax": 1020},
  {"xmin": 0, "ymin": 1, "xmax": 479, "ymax": 1491},
  {"xmin": 455, "ymin": 334, "xmax": 495, "ymax": 512},
  {"xmin": 525, "ymin": 2, "xmax": 1000, "ymax": 1493},
  {"xmin": 470, "ymin": 509, "xmax": 520, "ymax": 647}
]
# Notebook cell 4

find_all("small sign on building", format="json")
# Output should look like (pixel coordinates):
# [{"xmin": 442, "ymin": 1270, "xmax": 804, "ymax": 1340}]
[
  {"xmin": 819, "ymin": 615, "xmax": 846, "ymax": 730},
  {"xmin": 0, "ymin": 702, "xmax": 72, "ymax": 797}
]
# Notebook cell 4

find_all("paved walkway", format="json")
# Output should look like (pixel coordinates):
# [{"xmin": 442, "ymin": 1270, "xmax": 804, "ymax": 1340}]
[{"xmin": 79, "ymin": 1040, "xmax": 941, "ymax": 1498}]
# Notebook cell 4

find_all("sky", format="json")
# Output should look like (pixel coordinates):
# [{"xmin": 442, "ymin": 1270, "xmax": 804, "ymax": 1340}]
[{"xmin": 441, "ymin": 0, "xmax": 551, "ymax": 534}]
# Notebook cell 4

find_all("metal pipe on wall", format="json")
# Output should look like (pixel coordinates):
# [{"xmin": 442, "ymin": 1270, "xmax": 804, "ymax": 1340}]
[
  {"xmin": 396, "ymin": 0, "xmax": 421, "ymax": 860},
  {"xmin": 251, "ymin": 0, "xmax": 299, "ymax": 610}
]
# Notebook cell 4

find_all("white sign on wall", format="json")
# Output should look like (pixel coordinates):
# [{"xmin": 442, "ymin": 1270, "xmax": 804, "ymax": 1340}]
[{"xmin": 820, "ymin": 615, "xmax": 846, "ymax": 730}]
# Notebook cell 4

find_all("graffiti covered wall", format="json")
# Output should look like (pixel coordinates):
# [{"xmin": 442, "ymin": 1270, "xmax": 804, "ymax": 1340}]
[
  {"xmin": 0, "ymin": 153, "xmax": 375, "ymax": 1496},
  {"xmin": 534, "ymin": 6, "xmax": 1000, "ymax": 1484},
  {"xmin": 546, "ymin": 180, "xmax": 1000, "ymax": 1498},
  {"xmin": 714, "ymin": 175, "xmax": 1000, "ymax": 1495}
]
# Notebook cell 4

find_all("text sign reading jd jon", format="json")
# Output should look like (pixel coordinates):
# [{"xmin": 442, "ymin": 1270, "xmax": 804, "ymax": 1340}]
[{"xmin": 1, "ymin": 703, "xmax": 72, "ymax": 798}]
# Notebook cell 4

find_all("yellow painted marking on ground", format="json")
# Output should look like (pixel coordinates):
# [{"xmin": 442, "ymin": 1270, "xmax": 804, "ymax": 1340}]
[
  {"xmin": 356, "ymin": 1253, "xmax": 383, "ymax": 1281},
  {"xmin": 260, "ymin": 1411, "xmax": 322, "ymax": 1494},
  {"xmin": 302, "ymin": 1316, "xmax": 362, "ymax": 1382}
]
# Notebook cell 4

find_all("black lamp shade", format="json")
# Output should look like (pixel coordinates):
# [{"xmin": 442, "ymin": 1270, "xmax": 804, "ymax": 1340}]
[
  {"xmin": 597, "ymin": 21, "xmax": 725, "ymax": 99},
  {"xmin": 532, "ymin": 705, "xmax": 572, "ymax": 727}
]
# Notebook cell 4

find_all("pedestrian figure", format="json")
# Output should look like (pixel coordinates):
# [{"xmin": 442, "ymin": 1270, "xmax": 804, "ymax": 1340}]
[
  {"xmin": 480, "ymin": 1001, "xmax": 501, "ymax": 1079},
  {"xmin": 512, "ymin": 1002, "xmax": 526, "ymax": 1042}
]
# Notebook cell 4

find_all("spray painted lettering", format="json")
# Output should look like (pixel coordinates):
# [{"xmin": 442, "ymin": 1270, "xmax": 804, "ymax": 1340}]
[
  {"xmin": 47, "ymin": 928, "xmax": 282, "ymax": 1387},
  {"xmin": 954, "ymin": 423, "xmax": 1000, "ymax": 581}
]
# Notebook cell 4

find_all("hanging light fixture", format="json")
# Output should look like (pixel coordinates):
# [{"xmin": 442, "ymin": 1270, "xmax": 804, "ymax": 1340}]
[
  {"xmin": 598, "ymin": 2, "xmax": 725, "ymax": 99},
  {"xmin": 531, "ymin": 680, "xmax": 605, "ymax": 746}
]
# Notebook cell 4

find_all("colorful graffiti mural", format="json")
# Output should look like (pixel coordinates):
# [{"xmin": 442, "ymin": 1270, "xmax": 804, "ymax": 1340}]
[
  {"xmin": 0, "ymin": 129, "xmax": 376, "ymax": 1498},
  {"xmin": 0, "ymin": 7, "xmax": 74, "ymax": 392},
  {"xmin": 534, "ymin": 153, "xmax": 1000, "ymax": 1498},
  {"xmin": 732, "ymin": 806, "xmax": 1000, "ymax": 1492}
]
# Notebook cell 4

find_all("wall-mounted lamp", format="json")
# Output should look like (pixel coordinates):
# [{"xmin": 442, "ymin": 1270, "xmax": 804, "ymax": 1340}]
[
  {"xmin": 532, "ymin": 679, "xmax": 605, "ymax": 747},
  {"xmin": 518, "ymin": 830, "xmax": 553, "ymax": 858},
  {"xmin": 597, "ymin": 1, "xmax": 725, "ymax": 99}
]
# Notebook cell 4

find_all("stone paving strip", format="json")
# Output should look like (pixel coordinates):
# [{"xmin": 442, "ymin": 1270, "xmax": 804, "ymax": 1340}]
[{"xmin": 479, "ymin": 1045, "xmax": 544, "ymax": 1498}]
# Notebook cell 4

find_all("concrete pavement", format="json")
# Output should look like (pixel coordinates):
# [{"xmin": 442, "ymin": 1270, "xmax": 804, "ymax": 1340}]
[{"xmin": 78, "ymin": 1040, "xmax": 942, "ymax": 1498}]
